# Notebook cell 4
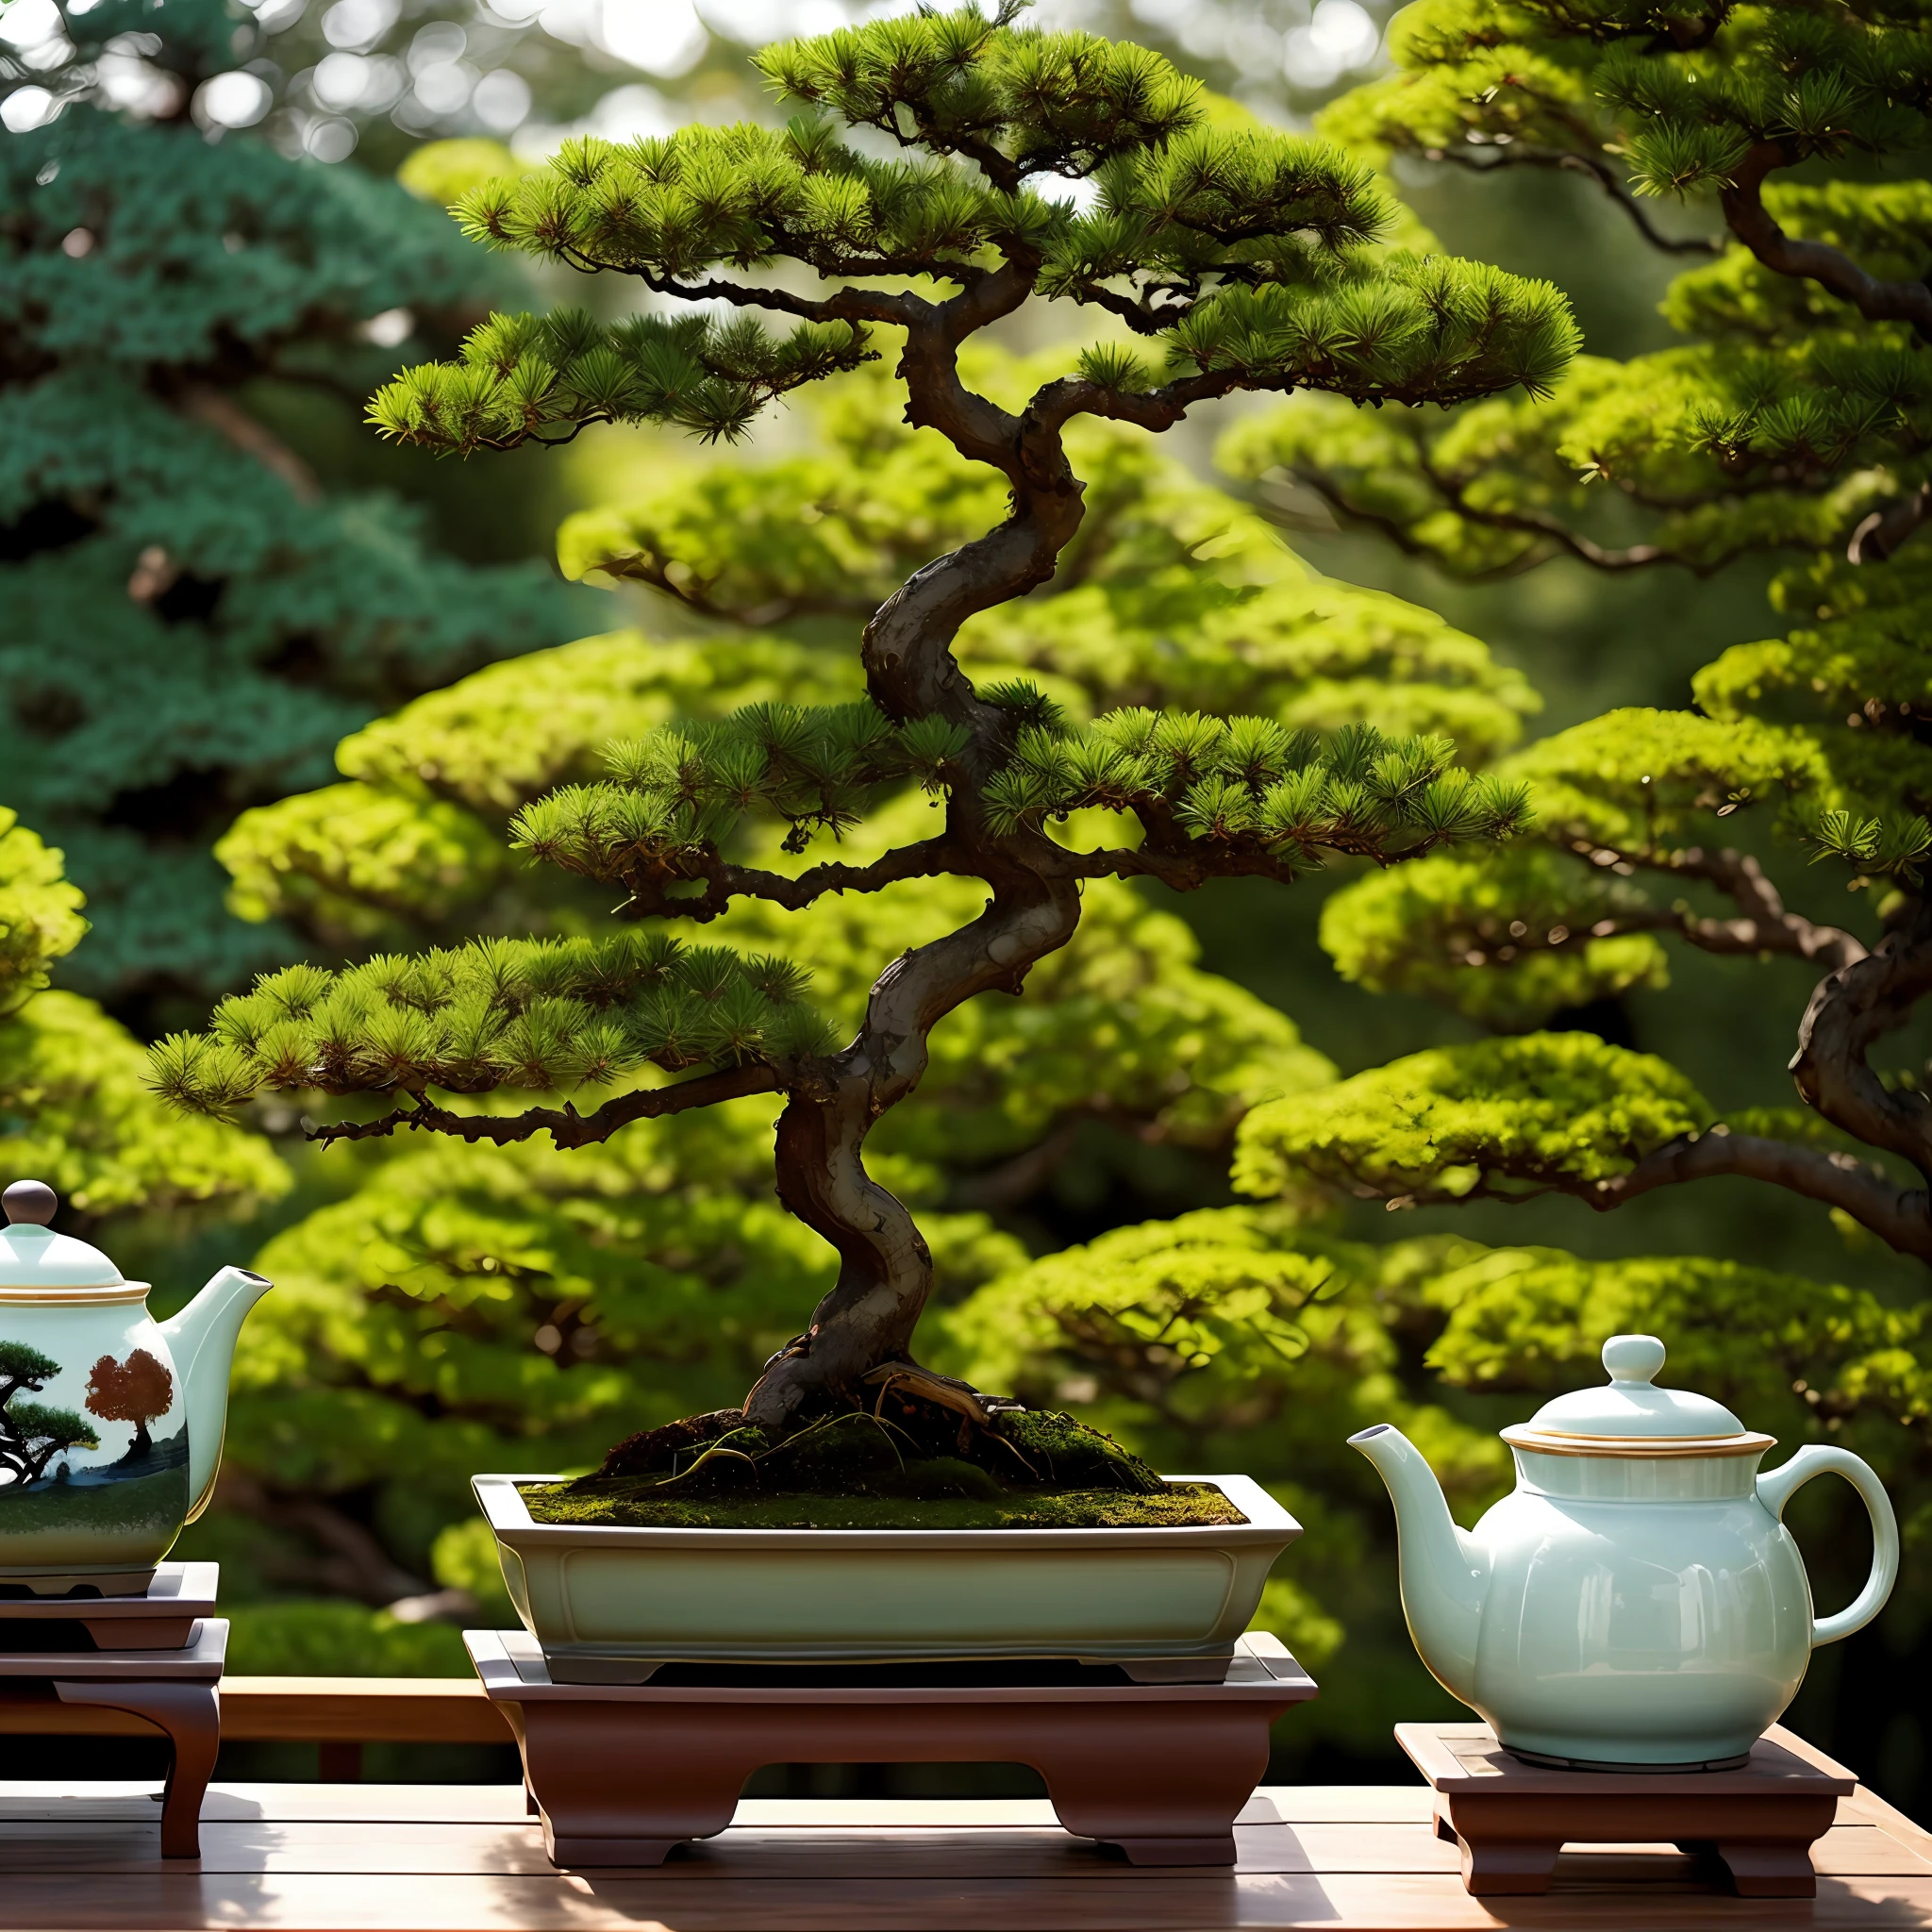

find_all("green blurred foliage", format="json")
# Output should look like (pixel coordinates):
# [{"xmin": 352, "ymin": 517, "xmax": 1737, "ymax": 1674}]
[
  {"xmin": 1233, "ymin": 1031, "xmax": 1714, "ymax": 1204},
  {"xmin": 0, "ymin": 810, "xmax": 89, "ymax": 1020},
  {"xmin": 941, "ymin": 1200, "xmax": 1932, "ymax": 1758},
  {"xmin": 0, "ymin": 813, "xmax": 286, "ymax": 1222}
]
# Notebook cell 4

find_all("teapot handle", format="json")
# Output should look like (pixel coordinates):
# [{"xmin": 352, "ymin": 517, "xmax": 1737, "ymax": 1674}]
[{"xmin": 1756, "ymin": 1445, "xmax": 1900, "ymax": 1648}]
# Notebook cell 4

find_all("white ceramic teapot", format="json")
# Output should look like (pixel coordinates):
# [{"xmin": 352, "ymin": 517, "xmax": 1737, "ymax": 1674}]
[
  {"xmin": 1351, "ymin": 1333, "xmax": 1900, "ymax": 1769},
  {"xmin": 0, "ymin": 1178, "xmax": 272, "ymax": 1592}
]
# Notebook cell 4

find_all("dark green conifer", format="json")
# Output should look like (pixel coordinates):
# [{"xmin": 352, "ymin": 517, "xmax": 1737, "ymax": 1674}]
[{"xmin": 1, "ymin": 0, "xmax": 582, "ymax": 1017}]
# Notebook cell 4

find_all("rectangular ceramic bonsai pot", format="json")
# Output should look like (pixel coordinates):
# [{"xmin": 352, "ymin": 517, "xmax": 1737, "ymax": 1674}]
[{"xmin": 473, "ymin": 1473, "xmax": 1299, "ymax": 1683}]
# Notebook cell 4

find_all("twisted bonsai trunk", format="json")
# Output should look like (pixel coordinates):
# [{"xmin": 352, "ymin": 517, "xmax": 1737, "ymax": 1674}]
[
  {"xmin": 745, "ymin": 868, "xmax": 1084, "ymax": 1429},
  {"xmin": 743, "ymin": 317, "xmax": 1090, "ymax": 1430}
]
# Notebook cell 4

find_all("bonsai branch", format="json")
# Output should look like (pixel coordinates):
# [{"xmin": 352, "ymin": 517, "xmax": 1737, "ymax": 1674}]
[
  {"xmin": 1491, "ymin": 841, "xmax": 1869, "ymax": 971},
  {"xmin": 1402, "ymin": 442, "xmax": 1749, "ymax": 576},
  {"xmin": 1659, "ymin": 846, "xmax": 1865, "ymax": 968},
  {"xmin": 1363, "ymin": 1133, "xmax": 1932, "ymax": 1262},
  {"xmin": 614, "ymin": 839, "xmax": 958, "ymax": 923},
  {"xmin": 1790, "ymin": 895, "xmax": 1932, "ymax": 1182},
  {"xmin": 1848, "ymin": 483, "xmax": 1932, "ymax": 566},
  {"xmin": 1585, "ymin": 1130, "xmax": 1932, "ymax": 1263},
  {"xmin": 590, "ymin": 549, "xmax": 877, "ymax": 626},
  {"xmin": 305, "ymin": 1062, "xmax": 781, "ymax": 1150},
  {"xmin": 1427, "ymin": 145, "xmax": 1724, "ymax": 258},
  {"xmin": 1061, "ymin": 841, "xmax": 1304, "ymax": 891},
  {"xmin": 625, "ymin": 271, "xmax": 929, "ymax": 334},
  {"xmin": 1272, "ymin": 456, "xmax": 1709, "ymax": 579},
  {"xmin": 1723, "ymin": 142, "xmax": 1932, "ymax": 340}
]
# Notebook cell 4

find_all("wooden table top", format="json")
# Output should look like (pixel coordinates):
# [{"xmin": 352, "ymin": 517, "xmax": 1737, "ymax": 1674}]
[{"xmin": 1, "ymin": 1776, "xmax": 1929, "ymax": 1929}]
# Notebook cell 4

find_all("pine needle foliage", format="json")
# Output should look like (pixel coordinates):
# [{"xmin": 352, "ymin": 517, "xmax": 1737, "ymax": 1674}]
[
  {"xmin": 367, "ymin": 8, "xmax": 1576, "ymax": 456},
  {"xmin": 1232, "ymin": 4, "xmax": 1932, "ymax": 584},
  {"xmin": 150, "ymin": 933, "xmax": 838, "ymax": 1114},
  {"xmin": 0, "ymin": 810, "xmax": 89, "ymax": 1022},
  {"xmin": 0, "ymin": 810, "xmax": 285, "ymax": 1218},
  {"xmin": 0, "ymin": 0, "xmax": 583, "ymax": 1008}
]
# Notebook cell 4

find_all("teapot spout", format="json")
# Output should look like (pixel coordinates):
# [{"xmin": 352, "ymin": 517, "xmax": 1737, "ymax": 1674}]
[
  {"xmin": 1348, "ymin": 1424, "xmax": 1488, "ymax": 1706},
  {"xmin": 158, "ymin": 1265, "xmax": 273, "ymax": 1524}
]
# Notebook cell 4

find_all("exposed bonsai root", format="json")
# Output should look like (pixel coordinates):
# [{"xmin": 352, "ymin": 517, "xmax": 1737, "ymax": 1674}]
[
  {"xmin": 565, "ymin": 1395, "xmax": 1164, "ymax": 1517},
  {"xmin": 581, "ymin": 1409, "xmax": 750, "ymax": 1483}
]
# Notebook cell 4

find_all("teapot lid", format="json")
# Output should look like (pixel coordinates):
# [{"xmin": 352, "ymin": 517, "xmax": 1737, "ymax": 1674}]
[
  {"xmin": 1501, "ymin": 1335, "xmax": 1776, "ymax": 1460},
  {"xmin": 0, "ymin": 1180, "xmax": 135, "ymax": 1295}
]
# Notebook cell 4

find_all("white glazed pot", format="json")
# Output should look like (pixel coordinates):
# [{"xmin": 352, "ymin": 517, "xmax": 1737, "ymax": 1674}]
[
  {"xmin": 1465, "ymin": 1436, "xmax": 1892, "ymax": 1767},
  {"xmin": 1351, "ymin": 1334, "xmax": 1900, "ymax": 1769},
  {"xmin": 474, "ymin": 1471, "xmax": 1299, "ymax": 1682}
]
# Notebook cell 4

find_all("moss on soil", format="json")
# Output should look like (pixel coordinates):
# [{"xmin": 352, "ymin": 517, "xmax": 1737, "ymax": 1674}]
[
  {"xmin": 539, "ymin": 1402, "xmax": 1236, "ymax": 1527},
  {"xmin": 520, "ymin": 1479, "xmax": 1245, "ymax": 1531}
]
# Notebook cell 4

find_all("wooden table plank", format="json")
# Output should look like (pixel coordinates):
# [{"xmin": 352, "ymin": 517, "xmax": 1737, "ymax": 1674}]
[
  {"xmin": 0, "ymin": 1781, "xmax": 1927, "ymax": 1927},
  {"xmin": 0, "ymin": 1785, "xmax": 1430, "ymax": 1828},
  {"xmin": 0, "ymin": 1815, "xmax": 1924, "ymax": 1880},
  {"xmin": 0, "ymin": 1868, "xmax": 1929, "ymax": 1930}
]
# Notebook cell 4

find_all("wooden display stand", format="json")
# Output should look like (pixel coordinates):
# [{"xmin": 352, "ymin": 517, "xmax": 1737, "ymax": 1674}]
[
  {"xmin": 1398, "ymin": 1719, "xmax": 1858, "ymax": 1898},
  {"xmin": 0, "ymin": 1558, "xmax": 217, "ymax": 1645},
  {"xmin": 0, "ymin": 1563, "xmax": 224, "ymax": 1858},
  {"xmin": 467, "ymin": 1626, "xmax": 1316, "ymax": 1869}
]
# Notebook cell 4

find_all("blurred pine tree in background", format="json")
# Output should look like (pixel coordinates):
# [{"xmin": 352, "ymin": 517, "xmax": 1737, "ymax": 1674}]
[{"xmin": 0, "ymin": 0, "xmax": 590, "ymax": 1032}]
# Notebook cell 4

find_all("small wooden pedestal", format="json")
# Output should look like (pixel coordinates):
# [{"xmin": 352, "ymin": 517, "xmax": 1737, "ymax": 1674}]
[
  {"xmin": 467, "ymin": 1627, "xmax": 1315, "ymax": 1870},
  {"xmin": 0, "ymin": 1565, "xmax": 225, "ymax": 1859},
  {"xmin": 1398, "ymin": 1720, "xmax": 1858, "ymax": 1898}
]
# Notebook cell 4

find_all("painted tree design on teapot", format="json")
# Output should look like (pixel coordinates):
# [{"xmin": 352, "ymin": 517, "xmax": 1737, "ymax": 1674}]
[
  {"xmin": 85, "ymin": 1350, "xmax": 175, "ymax": 1464},
  {"xmin": 0, "ymin": 1342, "xmax": 99, "ymax": 1485}
]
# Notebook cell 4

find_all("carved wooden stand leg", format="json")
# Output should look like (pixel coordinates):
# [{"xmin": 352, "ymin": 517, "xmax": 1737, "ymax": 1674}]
[
  {"xmin": 1711, "ymin": 1840, "xmax": 1824, "ymax": 1897},
  {"xmin": 1022, "ymin": 1704, "xmax": 1270, "ymax": 1865},
  {"xmin": 506, "ymin": 1690, "xmax": 1280, "ymax": 1869},
  {"xmin": 503, "ymin": 1702, "xmax": 754, "ymax": 1866},
  {"xmin": 1401, "ymin": 1723, "xmax": 1853, "ymax": 1901},
  {"xmin": 470, "ymin": 1629, "xmax": 1317, "ymax": 1871},
  {"xmin": 56, "ymin": 1680, "xmax": 220, "ymax": 1858}
]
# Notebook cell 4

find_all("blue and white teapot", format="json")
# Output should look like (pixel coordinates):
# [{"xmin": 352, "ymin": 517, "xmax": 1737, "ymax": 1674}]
[{"xmin": 0, "ymin": 1178, "xmax": 272, "ymax": 1592}]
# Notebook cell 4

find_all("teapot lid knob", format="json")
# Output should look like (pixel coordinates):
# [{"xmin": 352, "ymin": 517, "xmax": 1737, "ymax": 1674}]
[
  {"xmin": 1602, "ymin": 1333, "xmax": 1666, "ymax": 1385},
  {"xmin": 3, "ymin": 1179, "xmax": 58, "ymax": 1226}
]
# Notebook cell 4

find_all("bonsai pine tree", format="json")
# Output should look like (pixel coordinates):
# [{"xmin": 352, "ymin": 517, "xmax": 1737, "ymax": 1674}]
[
  {"xmin": 0, "ymin": 1341, "xmax": 99, "ymax": 1486},
  {"xmin": 163, "ymin": 343, "xmax": 1544, "ymax": 1629},
  {"xmin": 1218, "ymin": 0, "xmax": 1932, "ymax": 1269},
  {"xmin": 152, "ymin": 7, "xmax": 1569, "ymax": 1455},
  {"xmin": 1, "ymin": 1403, "xmax": 101, "ymax": 1486},
  {"xmin": 1, "ymin": 0, "xmax": 583, "ymax": 1021},
  {"xmin": 0, "ymin": 1341, "xmax": 63, "ymax": 1487}
]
